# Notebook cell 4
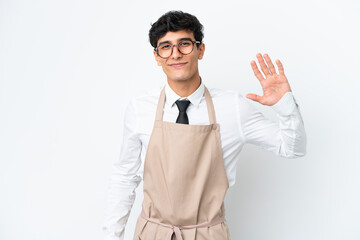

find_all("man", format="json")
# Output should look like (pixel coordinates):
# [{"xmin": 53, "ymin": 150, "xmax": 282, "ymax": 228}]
[{"xmin": 103, "ymin": 10, "xmax": 306, "ymax": 240}]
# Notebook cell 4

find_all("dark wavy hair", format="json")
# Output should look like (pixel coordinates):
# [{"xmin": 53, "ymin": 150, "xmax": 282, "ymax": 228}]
[{"xmin": 148, "ymin": 10, "xmax": 204, "ymax": 49}]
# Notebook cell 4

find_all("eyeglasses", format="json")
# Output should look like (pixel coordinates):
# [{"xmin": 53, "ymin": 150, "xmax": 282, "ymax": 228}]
[{"xmin": 155, "ymin": 39, "xmax": 201, "ymax": 59}]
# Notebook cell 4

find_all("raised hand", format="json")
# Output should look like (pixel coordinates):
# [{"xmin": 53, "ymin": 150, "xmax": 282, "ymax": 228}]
[{"xmin": 246, "ymin": 53, "xmax": 292, "ymax": 106}]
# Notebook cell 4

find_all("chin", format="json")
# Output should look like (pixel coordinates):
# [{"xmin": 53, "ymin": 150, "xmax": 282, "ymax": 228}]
[{"xmin": 168, "ymin": 73, "xmax": 192, "ymax": 82}]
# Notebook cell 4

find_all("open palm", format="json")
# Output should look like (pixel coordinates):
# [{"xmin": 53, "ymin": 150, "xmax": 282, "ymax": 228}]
[{"xmin": 246, "ymin": 53, "xmax": 292, "ymax": 106}]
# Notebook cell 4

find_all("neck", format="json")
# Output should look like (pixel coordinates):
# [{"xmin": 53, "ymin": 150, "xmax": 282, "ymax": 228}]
[{"xmin": 167, "ymin": 73, "xmax": 201, "ymax": 97}]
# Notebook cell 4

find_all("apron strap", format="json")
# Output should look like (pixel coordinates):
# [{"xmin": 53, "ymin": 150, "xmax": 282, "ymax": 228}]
[
  {"xmin": 140, "ymin": 209, "xmax": 226, "ymax": 240},
  {"xmin": 204, "ymin": 86, "xmax": 217, "ymax": 124},
  {"xmin": 154, "ymin": 84, "xmax": 217, "ymax": 125},
  {"xmin": 155, "ymin": 86, "xmax": 166, "ymax": 122}
]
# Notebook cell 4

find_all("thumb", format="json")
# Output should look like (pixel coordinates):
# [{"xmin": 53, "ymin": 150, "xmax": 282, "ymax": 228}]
[{"xmin": 246, "ymin": 93, "xmax": 262, "ymax": 103}]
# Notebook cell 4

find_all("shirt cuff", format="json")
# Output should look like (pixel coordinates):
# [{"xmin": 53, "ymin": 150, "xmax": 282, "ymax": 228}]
[{"xmin": 270, "ymin": 91, "xmax": 298, "ymax": 116}]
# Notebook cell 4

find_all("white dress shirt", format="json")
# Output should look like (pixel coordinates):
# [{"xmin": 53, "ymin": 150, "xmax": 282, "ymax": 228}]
[{"xmin": 102, "ymin": 79, "xmax": 307, "ymax": 240}]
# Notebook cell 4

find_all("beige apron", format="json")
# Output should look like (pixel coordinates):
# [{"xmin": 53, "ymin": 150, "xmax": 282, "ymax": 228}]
[{"xmin": 133, "ymin": 85, "xmax": 230, "ymax": 240}]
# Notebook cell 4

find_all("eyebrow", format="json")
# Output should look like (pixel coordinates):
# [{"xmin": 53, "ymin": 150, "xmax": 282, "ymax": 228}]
[{"xmin": 157, "ymin": 37, "xmax": 194, "ymax": 47}]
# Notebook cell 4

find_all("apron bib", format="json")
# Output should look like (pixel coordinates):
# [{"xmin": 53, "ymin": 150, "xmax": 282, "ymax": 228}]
[{"xmin": 133, "ymin": 85, "xmax": 230, "ymax": 240}]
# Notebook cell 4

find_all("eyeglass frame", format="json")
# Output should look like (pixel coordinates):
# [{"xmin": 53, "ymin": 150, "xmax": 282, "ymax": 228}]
[{"xmin": 154, "ymin": 39, "xmax": 202, "ymax": 59}]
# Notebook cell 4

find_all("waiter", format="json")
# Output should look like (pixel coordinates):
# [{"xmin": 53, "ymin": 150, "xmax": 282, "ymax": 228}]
[{"xmin": 103, "ymin": 10, "xmax": 307, "ymax": 240}]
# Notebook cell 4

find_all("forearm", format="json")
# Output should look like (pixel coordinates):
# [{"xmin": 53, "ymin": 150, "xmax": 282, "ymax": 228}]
[
  {"xmin": 102, "ymin": 163, "xmax": 142, "ymax": 240},
  {"xmin": 271, "ymin": 92, "xmax": 307, "ymax": 158},
  {"xmin": 240, "ymin": 91, "xmax": 307, "ymax": 158}
]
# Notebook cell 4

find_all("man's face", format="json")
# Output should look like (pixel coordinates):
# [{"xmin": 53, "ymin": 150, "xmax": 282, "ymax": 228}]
[{"xmin": 153, "ymin": 30, "xmax": 205, "ymax": 82}]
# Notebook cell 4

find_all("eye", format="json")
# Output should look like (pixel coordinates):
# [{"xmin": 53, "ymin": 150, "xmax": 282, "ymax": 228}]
[
  {"xmin": 160, "ymin": 44, "xmax": 171, "ymax": 49},
  {"xmin": 180, "ymin": 41, "xmax": 191, "ymax": 46}
]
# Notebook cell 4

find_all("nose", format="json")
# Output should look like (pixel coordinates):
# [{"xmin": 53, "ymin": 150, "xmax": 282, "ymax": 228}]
[{"xmin": 170, "ymin": 44, "xmax": 182, "ymax": 59}]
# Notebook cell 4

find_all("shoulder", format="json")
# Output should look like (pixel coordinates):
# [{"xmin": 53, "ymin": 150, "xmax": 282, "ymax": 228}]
[
  {"xmin": 206, "ymin": 86, "xmax": 242, "ymax": 102},
  {"xmin": 127, "ymin": 85, "xmax": 163, "ymax": 113}
]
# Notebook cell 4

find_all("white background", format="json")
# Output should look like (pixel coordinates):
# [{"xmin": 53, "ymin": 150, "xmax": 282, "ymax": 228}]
[{"xmin": 1, "ymin": 0, "xmax": 359, "ymax": 239}]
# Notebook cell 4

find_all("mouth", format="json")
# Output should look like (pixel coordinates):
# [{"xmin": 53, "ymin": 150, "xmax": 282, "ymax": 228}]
[{"xmin": 169, "ymin": 62, "xmax": 187, "ymax": 69}]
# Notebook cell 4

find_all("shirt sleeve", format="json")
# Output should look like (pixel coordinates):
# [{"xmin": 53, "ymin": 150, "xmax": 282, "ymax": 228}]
[
  {"xmin": 102, "ymin": 97, "xmax": 143, "ymax": 240},
  {"xmin": 237, "ymin": 91, "xmax": 307, "ymax": 158}
]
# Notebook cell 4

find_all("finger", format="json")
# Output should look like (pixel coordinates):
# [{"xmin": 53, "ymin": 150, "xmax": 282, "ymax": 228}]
[
  {"xmin": 256, "ymin": 53, "xmax": 271, "ymax": 77},
  {"xmin": 246, "ymin": 93, "xmax": 262, "ymax": 103},
  {"xmin": 250, "ymin": 60, "xmax": 265, "ymax": 81},
  {"xmin": 276, "ymin": 59, "xmax": 285, "ymax": 75},
  {"xmin": 263, "ymin": 53, "xmax": 277, "ymax": 75}
]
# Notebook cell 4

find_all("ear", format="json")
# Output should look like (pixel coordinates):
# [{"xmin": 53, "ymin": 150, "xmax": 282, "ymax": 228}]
[
  {"xmin": 153, "ymin": 50, "xmax": 162, "ymax": 66},
  {"xmin": 198, "ymin": 43, "xmax": 205, "ymax": 60}
]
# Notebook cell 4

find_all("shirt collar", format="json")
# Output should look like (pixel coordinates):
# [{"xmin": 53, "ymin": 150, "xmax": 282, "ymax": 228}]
[{"xmin": 164, "ymin": 77, "xmax": 205, "ymax": 109}]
